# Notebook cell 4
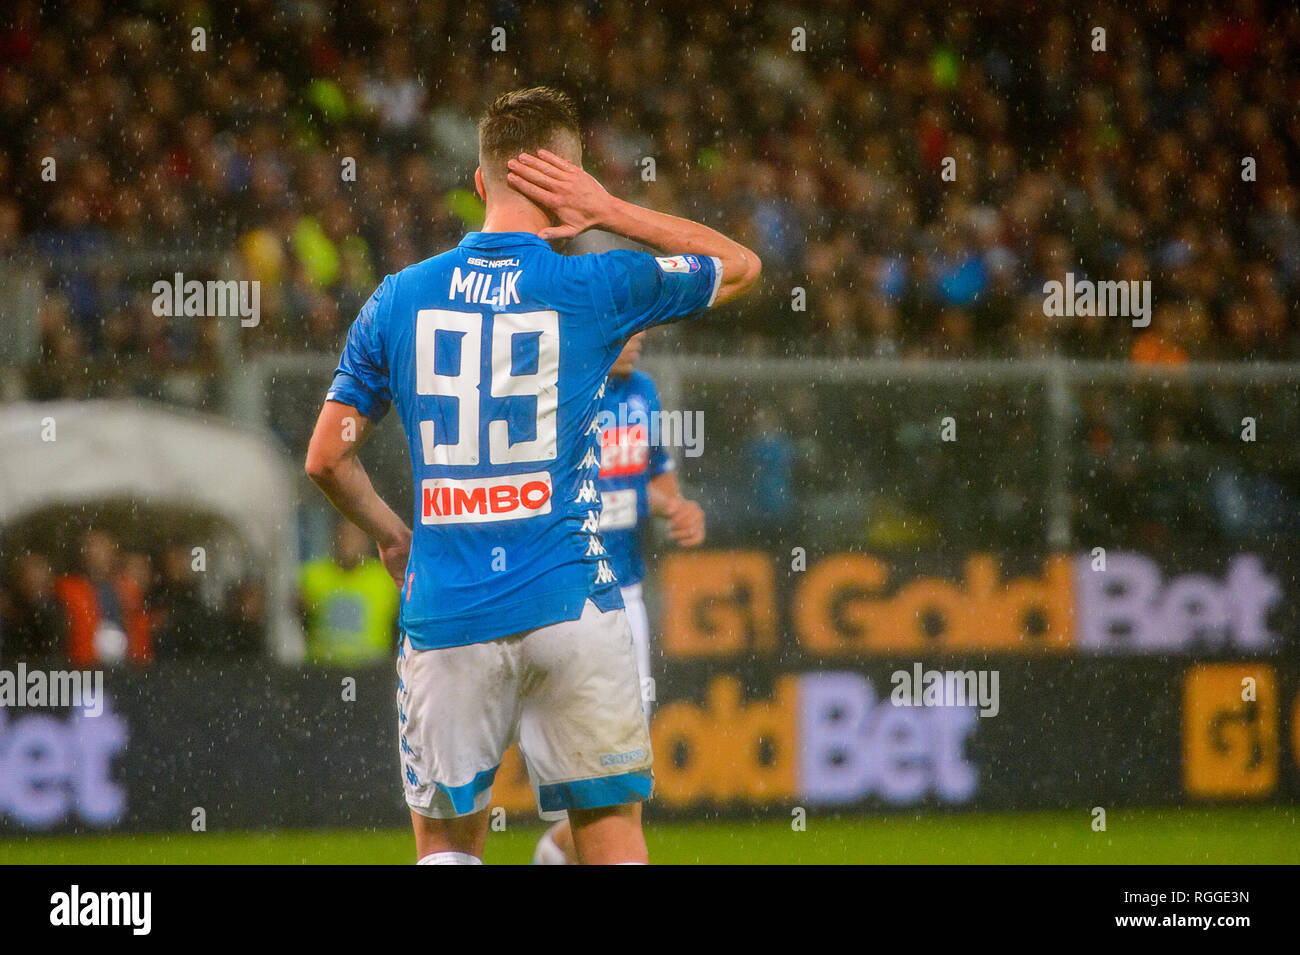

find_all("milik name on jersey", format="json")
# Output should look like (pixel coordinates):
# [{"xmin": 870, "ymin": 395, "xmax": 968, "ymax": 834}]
[{"xmin": 449, "ymin": 267, "xmax": 523, "ymax": 306}]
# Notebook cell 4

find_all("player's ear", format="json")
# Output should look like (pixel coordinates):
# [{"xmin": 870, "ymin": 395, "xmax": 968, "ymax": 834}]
[{"xmin": 474, "ymin": 167, "xmax": 487, "ymax": 202}]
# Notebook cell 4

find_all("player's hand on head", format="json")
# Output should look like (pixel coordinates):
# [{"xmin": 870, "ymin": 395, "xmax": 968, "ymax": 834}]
[
  {"xmin": 665, "ymin": 498, "xmax": 706, "ymax": 548},
  {"xmin": 507, "ymin": 149, "xmax": 613, "ymax": 241}
]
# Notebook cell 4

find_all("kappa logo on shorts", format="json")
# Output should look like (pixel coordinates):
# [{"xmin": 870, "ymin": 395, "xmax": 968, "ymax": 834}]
[
  {"xmin": 598, "ymin": 748, "xmax": 648, "ymax": 767},
  {"xmin": 421, "ymin": 471, "xmax": 553, "ymax": 525}
]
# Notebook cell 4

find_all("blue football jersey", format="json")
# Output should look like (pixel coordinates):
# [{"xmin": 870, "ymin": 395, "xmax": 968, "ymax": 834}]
[
  {"xmin": 326, "ymin": 233, "xmax": 720, "ymax": 650},
  {"xmin": 596, "ymin": 369, "xmax": 674, "ymax": 586}
]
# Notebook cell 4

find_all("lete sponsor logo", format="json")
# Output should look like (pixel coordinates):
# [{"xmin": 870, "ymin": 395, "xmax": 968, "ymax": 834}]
[
  {"xmin": 661, "ymin": 549, "xmax": 1287, "ymax": 658},
  {"xmin": 1074, "ymin": 552, "xmax": 1280, "ymax": 653},
  {"xmin": 800, "ymin": 672, "xmax": 978, "ymax": 806},
  {"xmin": 599, "ymin": 424, "xmax": 649, "ymax": 477},
  {"xmin": 420, "ymin": 471, "xmax": 552, "ymax": 525},
  {"xmin": 0, "ymin": 696, "xmax": 128, "ymax": 829},
  {"xmin": 493, "ymin": 673, "xmax": 979, "ymax": 811}
]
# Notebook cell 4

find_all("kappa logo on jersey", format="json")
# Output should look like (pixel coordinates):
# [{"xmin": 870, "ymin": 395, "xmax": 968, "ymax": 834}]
[
  {"xmin": 421, "ymin": 471, "xmax": 552, "ymax": 525},
  {"xmin": 600, "ymin": 425, "xmax": 650, "ymax": 477},
  {"xmin": 655, "ymin": 254, "xmax": 701, "ymax": 274}
]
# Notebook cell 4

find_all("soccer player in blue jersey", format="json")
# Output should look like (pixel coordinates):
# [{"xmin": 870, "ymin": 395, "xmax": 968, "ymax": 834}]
[
  {"xmin": 304, "ymin": 87, "xmax": 760, "ymax": 865},
  {"xmin": 533, "ymin": 330, "xmax": 707, "ymax": 865}
]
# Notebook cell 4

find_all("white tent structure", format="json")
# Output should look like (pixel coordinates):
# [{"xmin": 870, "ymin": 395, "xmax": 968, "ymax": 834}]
[{"xmin": 0, "ymin": 400, "xmax": 305, "ymax": 660}]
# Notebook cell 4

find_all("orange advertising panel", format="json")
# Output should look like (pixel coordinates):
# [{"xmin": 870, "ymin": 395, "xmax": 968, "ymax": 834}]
[
  {"xmin": 795, "ymin": 553, "xmax": 1074, "ymax": 654},
  {"xmin": 660, "ymin": 549, "xmax": 1074, "ymax": 657},
  {"xmin": 660, "ymin": 550, "xmax": 777, "ymax": 658},
  {"xmin": 492, "ymin": 745, "xmax": 535, "ymax": 814},
  {"xmin": 1183, "ymin": 664, "xmax": 1278, "ymax": 799},
  {"xmin": 650, "ymin": 675, "xmax": 798, "ymax": 806}
]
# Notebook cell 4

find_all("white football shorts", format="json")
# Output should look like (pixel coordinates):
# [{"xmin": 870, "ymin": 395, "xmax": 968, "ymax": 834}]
[
  {"xmin": 620, "ymin": 582, "xmax": 653, "ymax": 717},
  {"xmin": 397, "ymin": 598, "xmax": 653, "ymax": 821}
]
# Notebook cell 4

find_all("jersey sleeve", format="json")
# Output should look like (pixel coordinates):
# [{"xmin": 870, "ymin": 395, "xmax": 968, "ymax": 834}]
[
  {"xmin": 586, "ymin": 250, "xmax": 722, "ymax": 344},
  {"xmin": 326, "ymin": 275, "xmax": 395, "ymax": 421}
]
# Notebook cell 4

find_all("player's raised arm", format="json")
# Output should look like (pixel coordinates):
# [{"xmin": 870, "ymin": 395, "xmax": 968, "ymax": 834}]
[{"xmin": 507, "ymin": 149, "xmax": 762, "ymax": 306}]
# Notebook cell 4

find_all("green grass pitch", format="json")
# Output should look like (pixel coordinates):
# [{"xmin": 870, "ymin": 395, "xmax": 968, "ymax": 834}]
[{"xmin": 3, "ymin": 808, "xmax": 1297, "ymax": 864}]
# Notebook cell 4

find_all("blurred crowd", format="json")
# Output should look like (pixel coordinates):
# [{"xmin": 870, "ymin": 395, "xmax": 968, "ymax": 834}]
[
  {"xmin": 0, "ymin": 518, "xmax": 400, "ymax": 666},
  {"xmin": 0, "ymin": 528, "xmax": 267, "ymax": 665},
  {"xmin": 691, "ymin": 374, "xmax": 1300, "ymax": 556},
  {"xmin": 0, "ymin": 0, "xmax": 1297, "ymax": 406},
  {"xmin": 2, "ymin": 1, "xmax": 1297, "ymax": 659}
]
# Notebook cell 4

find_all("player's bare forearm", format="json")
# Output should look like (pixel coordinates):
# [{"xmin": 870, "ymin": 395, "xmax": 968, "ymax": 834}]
[
  {"xmin": 600, "ymin": 197, "xmax": 761, "ymax": 305},
  {"xmin": 647, "ymin": 472, "xmax": 683, "ymax": 518},
  {"xmin": 507, "ymin": 149, "xmax": 761, "ymax": 305},
  {"xmin": 649, "ymin": 472, "xmax": 705, "ymax": 547},
  {"xmin": 305, "ymin": 401, "xmax": 412, "ymax": 583},
  {"xmin": 310, "ymin": 455, "xmax": 407, "ymax": 547}
]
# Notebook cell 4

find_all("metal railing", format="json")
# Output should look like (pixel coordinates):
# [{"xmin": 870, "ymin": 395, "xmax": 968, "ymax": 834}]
[{"xmin": 225, "ymin": 353, "xmax": 1300, "ymax": 556}]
